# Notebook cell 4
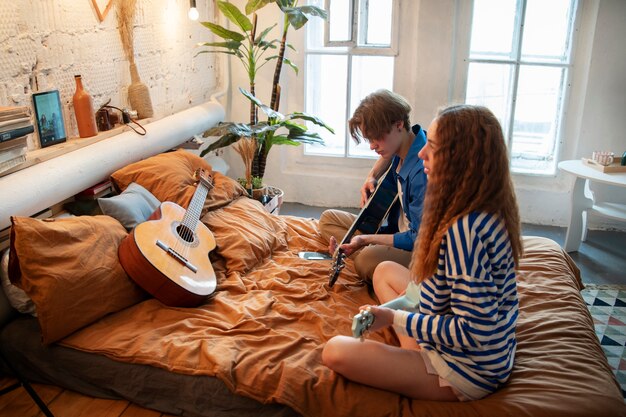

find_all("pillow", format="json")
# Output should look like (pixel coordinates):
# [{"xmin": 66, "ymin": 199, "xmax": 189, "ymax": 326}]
[
  {"xmin": 9, "ymin": 215, "xmax": 146, "ymax": 344},
  {"xmin": 201, "ymin": 197, "xmax": 288, "ymax": 274},
  {"xmin": 0, "ymin": 249, "xmax": 36, "ymax": 315},
  {"xmin": 110, "ymin": 149, "xmax": 246, "ymax": 211},
  {"xmin": 98, "ymin": 182, "xmax": 161, "ymax": 230}
]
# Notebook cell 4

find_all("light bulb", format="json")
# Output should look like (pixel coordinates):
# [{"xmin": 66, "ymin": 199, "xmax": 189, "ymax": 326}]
[{"xmin": 188, "ymin": 7, "xmax": 199, "ymax": 20}]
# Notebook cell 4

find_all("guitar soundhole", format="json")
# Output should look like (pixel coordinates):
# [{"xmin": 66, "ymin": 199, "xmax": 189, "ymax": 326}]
[{"xmin": 176, "ymin": 224, "xmax": 195, "ymax": 243}]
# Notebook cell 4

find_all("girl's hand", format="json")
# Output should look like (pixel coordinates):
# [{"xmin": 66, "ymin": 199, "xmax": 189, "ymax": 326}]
[{"xmin": 359, "ymin": 305, "xmax": 394, "ymax": 333}]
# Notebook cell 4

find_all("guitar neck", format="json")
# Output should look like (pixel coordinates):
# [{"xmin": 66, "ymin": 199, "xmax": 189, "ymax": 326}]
[
  {"xmin": 338, "ymin": 165, "xmax": 398, "ymax": 246},
  {"xmin": 181, "ymin": 180, "xmax": 210, "ymax": 230}
]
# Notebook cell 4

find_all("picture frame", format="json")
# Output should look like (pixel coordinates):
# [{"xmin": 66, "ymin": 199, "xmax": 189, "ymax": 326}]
[{"xmin": 32, "ymin": 90, "xmax": 67, "ymax": 148}]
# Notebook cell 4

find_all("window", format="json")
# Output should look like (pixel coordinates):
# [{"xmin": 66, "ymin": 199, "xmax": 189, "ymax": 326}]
[
  {"xmin": 465, "ymin": 0, "xmax": 578, "ymax": 174},
  {"xmin": 304, "ymin": 0, "xmax": 398, "ymax": 158}
]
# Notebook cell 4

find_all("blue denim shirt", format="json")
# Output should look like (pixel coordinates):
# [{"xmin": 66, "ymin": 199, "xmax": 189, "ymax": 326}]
[{"xmin": 379, "ymin": 124, "xmax": 427, "ymax": 251}]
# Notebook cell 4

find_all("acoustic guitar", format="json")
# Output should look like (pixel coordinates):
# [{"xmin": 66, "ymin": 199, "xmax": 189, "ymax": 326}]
[
  {"xmin": 118, "ymin": 170, "xmax": 217, "ymax": 307},
  {"xmin": 328, "ymin": 165, "xmax": 399, "ymax": 287}
]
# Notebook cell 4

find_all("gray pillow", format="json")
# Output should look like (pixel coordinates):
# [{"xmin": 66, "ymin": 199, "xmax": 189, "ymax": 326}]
[{"xmin": 98, "ymin": 182, "xmax": 161, "ymax": 230}]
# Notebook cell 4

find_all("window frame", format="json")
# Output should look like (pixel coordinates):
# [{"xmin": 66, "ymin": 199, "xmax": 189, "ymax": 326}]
[
  {"xmin": 463, "ymin": 0, "xmax": 580, "ymax": 176},
  {"xmin": 302, "ymin": 0, "xmax": 399, "ymax": 159}
]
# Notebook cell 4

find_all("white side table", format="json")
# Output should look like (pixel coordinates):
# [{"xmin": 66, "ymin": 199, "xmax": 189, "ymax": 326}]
[{"xmin": 558, "ymin": 160, "xmax": 626, "ymax": 252}]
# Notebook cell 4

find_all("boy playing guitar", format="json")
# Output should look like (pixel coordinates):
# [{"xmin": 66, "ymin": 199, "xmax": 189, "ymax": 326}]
[{"xmin": 320, "ymin": 89, "xmax": 428, "ymax": 285}]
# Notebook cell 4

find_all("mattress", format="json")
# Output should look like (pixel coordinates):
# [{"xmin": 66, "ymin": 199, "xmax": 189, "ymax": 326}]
[{"xmin": 2, "ymin": 233, "xmax": 625, "ymax": 417}]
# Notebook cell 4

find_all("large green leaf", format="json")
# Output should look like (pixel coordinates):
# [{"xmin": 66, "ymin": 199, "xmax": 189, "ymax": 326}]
[
  {"xmin": 282, "ymin": 7, "xmax": 308, "ymax": 30},
  {"xmin": 279, "ymin": 5, "xmax": 327, "ymax": 30},
  {"xmin": 258, "ymin": 40, "xmax": 278, "ymax": 50},
  {"xmin": 245, "ymin": 0, "xmax": 273, "ymax": 14},
  {"xmin": 239, "ymin": 87, "xmax": 283, "ymax": 120},
  {"xmin": 269, "ymin": 135, "xmax": 300, "ymax": 146},
  {"xmin": 283, "ymin": 119, "xmax": 307, "ymax": 132},
  {"xmin": 218, "ymin": 1, "xmax": 253, "ymax": 32},
  {"xmin": 282, "ymin": 57, "xmax": 298, "ymax": 75},
  {"xmin": 297, "ymin": 5, "xmax": 328, "ymax": 19},
  {"xmin": 197, "ymin": 41, "xmax": 242, "ymax": 51},
  {"xmin": 194, "ymin": 50, "xmax": 241, "ymax": 58},
  {"xmin": 201, "ymin": 133, "xmax": 243, "ymax": 155},
  {"xmin": 286, "ymin": 129, "xmax": 325, "ymax": 144},
  {"xmin": 201, "ymin": 22, "xmax": 245, "ymax": 41},
  {"xmin": 254, "ymin": 24, "xmax": 277, "ymax": 44},
  {"xmin": 287, "ymin": 112, "xmax": 334, "ymax": 133},
  {"xmin": 275, "ymin": 0, "xmax": 295, "ymax": 8}
]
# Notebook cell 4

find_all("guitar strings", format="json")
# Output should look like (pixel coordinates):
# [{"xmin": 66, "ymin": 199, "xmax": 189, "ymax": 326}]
[{"xmin": 172, "ymin": 172, "xmax": 212, "ymax": 262}]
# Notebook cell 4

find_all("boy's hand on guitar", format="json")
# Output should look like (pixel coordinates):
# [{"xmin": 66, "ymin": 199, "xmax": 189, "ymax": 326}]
[
  {"xmin": 341, "ymin": 235, "xmax": 367, "ymax": 256},
  {"xmin": 360, "ymin": 177, "xmax": 377, "ymax": 207},
  {"xmin": 329, "ymin": 236, "xmax": 339, "ymax": 255}
]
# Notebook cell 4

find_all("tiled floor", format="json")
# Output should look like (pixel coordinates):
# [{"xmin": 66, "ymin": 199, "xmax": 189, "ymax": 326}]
[
  {"xmin": 581, "ymin": 286, "xmax": 626, "ymax": 398},
  {"xmin": 280, "ymin": 202, "xmax": 626, "ymax": 286}
]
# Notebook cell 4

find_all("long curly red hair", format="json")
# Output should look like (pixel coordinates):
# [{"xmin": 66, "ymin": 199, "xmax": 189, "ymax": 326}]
[{"xmin": 411, "ymin": 105, "xmax": 523, "ymax": 281}]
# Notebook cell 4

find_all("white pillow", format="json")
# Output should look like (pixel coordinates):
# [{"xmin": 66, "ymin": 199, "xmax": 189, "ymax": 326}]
[
  {"xmin": 98, "ymin": 182, "xmax": 161, "ymax": 230},
  {"xmin": 0, "ymin": 249, "xmax": 36, "ymax": 316}
]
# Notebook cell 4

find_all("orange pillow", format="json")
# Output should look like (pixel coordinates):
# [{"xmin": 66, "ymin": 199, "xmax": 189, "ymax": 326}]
[
  {"xmin": 110, "ymin": 149, "xmax": 245, "ymax": 211},
  {"xmin": 10, "ymin": 216, "xmax": 146, "ymax": 344},
  {"xmin": 202, "ymin": 197, "xmax": 288, "ymax": 274}
]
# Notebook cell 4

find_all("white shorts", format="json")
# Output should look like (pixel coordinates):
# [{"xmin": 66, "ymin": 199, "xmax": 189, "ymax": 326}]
[{"xmin": 420, "ymin": 350, "xmax": 472, "ymax": 402}]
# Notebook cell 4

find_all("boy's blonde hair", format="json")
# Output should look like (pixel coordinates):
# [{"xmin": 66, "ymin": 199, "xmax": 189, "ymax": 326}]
[{"xmin": 348, "ymin": 89, "xmax": 411, "ymax": 143}]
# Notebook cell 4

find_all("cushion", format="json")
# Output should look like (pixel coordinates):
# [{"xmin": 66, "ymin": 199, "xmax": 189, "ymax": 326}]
[
  {"xmin": 201, "ymin": 197, "xmax": 288, "ymax": 274},
  {"xmin": 98, "ymin": 182, "xmax": 161, "ymax": 230},
  {"xmin": 110, "ymin": 149, "xmax": 246, "ymax": 211},
  {"xmin": 9, "ymin": 215, "xmax": 146, "ymax": 344},
  {"xmin": 0, "ymin": 249, "xmax": 35, "ymax": 315}
]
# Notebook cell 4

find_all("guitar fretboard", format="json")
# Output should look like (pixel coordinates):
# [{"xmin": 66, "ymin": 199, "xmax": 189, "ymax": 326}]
[{"xmin": 181, "ymin": 175, "xmax": 212, "ymax": 232}]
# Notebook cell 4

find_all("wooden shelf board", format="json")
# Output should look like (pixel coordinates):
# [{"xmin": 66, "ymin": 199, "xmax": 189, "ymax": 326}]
[{"xmin": 0, "ymin": 121, "xmax": 149, "ymax": 178}]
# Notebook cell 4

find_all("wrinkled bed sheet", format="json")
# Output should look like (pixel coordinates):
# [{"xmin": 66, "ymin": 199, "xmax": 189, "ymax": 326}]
[{"xmin": 61, "ymin": 197, "xmax": 626, "ymax": 417}]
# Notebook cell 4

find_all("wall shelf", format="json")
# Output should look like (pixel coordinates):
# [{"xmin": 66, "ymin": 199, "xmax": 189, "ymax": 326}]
[{"xmin": 0, "ymin": 122, "xmax": 148, "ymax": 178}]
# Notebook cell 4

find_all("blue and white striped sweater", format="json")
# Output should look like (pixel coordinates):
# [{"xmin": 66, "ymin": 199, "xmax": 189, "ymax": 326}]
[{"xmin": 393, "ymin": 212, "xmax": 518, "ymax": 399}]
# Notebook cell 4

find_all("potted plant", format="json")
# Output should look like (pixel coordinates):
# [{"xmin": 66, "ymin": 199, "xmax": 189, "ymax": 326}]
[{"xmin": 196, "ymin": 0, "xmax": 332, "ymax": 201}]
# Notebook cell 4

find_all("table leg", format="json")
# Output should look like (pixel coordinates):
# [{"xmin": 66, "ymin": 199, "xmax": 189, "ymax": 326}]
[{"xmin": 564, "ymin": 177, "xmax": 593, "ymax": 252}]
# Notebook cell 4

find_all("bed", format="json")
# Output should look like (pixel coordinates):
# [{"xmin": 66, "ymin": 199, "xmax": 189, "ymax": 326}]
[{"xmin": 1, "ymin": 149, "xmax": 625, "ymax": 417}]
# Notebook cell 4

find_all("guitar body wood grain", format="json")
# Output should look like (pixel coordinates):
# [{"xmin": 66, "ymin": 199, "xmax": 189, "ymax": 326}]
[{"xmin": 119, "ymin": 201, "xmax": 217, "ymax": 307}]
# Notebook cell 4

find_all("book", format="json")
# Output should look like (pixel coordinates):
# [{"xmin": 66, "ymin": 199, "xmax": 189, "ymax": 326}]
[
  {"xmin": 75, "ymin": 180, "xmax": 115, "ymax": 200},
  {"xmin": 0, "ymin": 106, "xmax": 30, "ymax": 121},
  {"xmin": 0, "ymin": 154, "xmax": 26, "ymax": 175},
  {"xmin": 0, "ymin": 136, "xmax": 27, "ymax": 152},
  {"xmin": 0, "ymin": 145, "xmax": 27, "ymax": 164},
  {"xmin": 0, "ymin": 117, "xmax": 32, "ymax": 131},
  {"xmin": 0, "ymin": 125, "xmax": 34, "ymax": 142}
]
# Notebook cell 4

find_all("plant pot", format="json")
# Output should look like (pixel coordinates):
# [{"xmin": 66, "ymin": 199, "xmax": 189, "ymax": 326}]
[{"xmin": 251, "ymin": 185, "xmax": 284, "ymax": 215}]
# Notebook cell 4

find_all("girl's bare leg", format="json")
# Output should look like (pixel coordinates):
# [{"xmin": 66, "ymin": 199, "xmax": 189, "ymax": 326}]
[
  {"xmin": 322, "ymin": 336, "xmax": 458, "ymax": 401},
  {"xmin": 372, "ymin": 261, "xmax": 421, "ymax": 349}
]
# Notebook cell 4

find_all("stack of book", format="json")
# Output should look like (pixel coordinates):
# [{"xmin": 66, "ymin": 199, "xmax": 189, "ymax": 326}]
[{"xmin": 0, "ymin": 106, "xmax": 34, "ymax": 175}]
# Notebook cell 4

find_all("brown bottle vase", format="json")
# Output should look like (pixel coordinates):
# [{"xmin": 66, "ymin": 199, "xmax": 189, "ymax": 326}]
[{"xmin": 73, "ymin": 75, "xmax": 98, "ymax": 138}]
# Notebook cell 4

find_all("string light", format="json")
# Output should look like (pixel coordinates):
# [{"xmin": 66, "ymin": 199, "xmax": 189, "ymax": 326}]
[{"xmin": 188, "ymin": 0, "xmax": 199, "ymax": 20}]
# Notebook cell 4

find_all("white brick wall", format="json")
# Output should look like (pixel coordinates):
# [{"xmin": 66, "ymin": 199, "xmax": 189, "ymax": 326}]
[{"xmin": 0, "ymin": 0, "xmax": 220, "ymax": 144}]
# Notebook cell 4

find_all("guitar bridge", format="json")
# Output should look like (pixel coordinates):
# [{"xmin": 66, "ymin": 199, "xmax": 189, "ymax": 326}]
[{"xmin": 156, "ymin": 240, "xmax": 198, "ymax": 273}]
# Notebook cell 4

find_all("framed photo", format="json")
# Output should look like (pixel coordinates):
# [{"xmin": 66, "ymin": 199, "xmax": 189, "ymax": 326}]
[{"xmin": 32, "ymin": 90, "xmax": 67, "ymax": 148}]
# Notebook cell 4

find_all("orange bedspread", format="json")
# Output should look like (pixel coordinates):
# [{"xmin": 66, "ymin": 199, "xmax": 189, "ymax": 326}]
[{"xmin": 61, "ymin": 196, "xmax": 626, "ymax": 417}]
